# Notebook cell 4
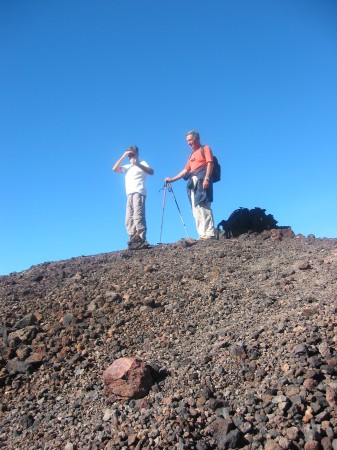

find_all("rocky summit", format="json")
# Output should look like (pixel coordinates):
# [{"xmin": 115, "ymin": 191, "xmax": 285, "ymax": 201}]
[{"xmin": 0, "ymin": 231, "xmax": 337, "ymax": 450}]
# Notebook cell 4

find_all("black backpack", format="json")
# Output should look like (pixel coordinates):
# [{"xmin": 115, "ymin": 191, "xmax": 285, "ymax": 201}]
[
  {"xmin": 217, "ymin": 207, "xmax": 279, "ymax": 238},
  {"xmin": 200, "ymin": 146, "xmax": 221, "ymax": 183}
]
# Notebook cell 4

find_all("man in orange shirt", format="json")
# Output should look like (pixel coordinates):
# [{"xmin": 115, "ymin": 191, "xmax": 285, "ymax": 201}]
[{"xmin": 165, "ymin": 130, "xmax": 215, "ymax": 239}]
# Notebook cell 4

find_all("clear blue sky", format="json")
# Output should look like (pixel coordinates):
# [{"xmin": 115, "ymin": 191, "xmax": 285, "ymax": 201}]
[{"xmin": 1, "ymin": 0, "xmax": 336, "ymax": 275}]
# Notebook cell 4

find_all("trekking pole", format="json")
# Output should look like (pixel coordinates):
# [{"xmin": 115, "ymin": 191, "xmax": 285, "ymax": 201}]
[
  {"xmin": 167, "ymin": 182, "xmax": 189, "ymax": 238},
  {"xmin": 158, "ymin": 182, "xmax": 167, "ymax": 244}
]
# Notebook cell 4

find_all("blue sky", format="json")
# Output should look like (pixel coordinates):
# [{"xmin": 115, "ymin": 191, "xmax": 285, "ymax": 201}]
[{"xmin": 1, "ymin": 0, "xmax": 337, "ymax": 275}]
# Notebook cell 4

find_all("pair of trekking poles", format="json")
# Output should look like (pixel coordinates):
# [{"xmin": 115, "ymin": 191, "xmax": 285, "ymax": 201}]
[{"xmin": 159, "ymin": 181, "xmax": 189, "ymax": 244}]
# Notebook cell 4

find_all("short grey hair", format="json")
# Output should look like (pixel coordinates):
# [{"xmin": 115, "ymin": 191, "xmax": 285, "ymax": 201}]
[{"xmin": 185, "ymin": 130, "xmax": 200, "ymax": 140}]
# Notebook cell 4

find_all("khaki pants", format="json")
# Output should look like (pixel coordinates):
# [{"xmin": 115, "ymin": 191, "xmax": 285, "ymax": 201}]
[
  {"xmin": 190, "ymin": 182, "xmax": 215, "ymax": 238},
  {"xmin": 125, "ymin": 193, "xmax": 146, "ymax": 240}
]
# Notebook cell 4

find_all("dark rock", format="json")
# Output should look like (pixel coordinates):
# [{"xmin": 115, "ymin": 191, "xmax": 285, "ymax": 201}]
[
  {"xmin": 14, "ymin": 313, "xmax": 38, "ymax": 329},
  {"xmin": 7, "ymin": 326, "xmax": 38, "ymax": 349},
  {"xmin": 7, "ymin": 358, "xmax": 33, "ymax": 375},
  {"xmin": 20, "ymin": 414, "xmax": 34, "ymax": 429}
]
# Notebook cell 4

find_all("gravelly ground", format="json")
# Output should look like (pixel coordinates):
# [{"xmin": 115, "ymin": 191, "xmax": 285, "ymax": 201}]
[{"xmin": 0, "ymin": 231, "xmax": 336, "ymax": 449}]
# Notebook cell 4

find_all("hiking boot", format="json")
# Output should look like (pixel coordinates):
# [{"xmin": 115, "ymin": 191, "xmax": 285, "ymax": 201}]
[
  {"xmin": 128, "ymin": 234, "xmax": 142, "ymax": 246},
  {"xmin": 128, "ymin": 239, "xmax": 150, "ymax": 250},
  {"xmin": 128, "ymin": 242, "xmax": 139, "ymax": 250},
  {"xmin": 137, "ymin": 240, "xmax": 151, "ymax": 249}
]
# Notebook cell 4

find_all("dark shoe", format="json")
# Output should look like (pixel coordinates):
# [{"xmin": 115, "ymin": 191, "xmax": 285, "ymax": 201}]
[
  {"xmin": 138, "ymin": 240, "xmax": 151, "ymax": 249},
  {"xmin": 129, "ymin": 239, "xmax": 151, "ymax": 250},
  {"xmin": 135, "ymin": 240, "xmax": 150, "ymax": 249}
]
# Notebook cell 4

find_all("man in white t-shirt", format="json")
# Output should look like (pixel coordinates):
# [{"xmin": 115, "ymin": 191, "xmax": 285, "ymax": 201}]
[{"xmin": 113, "ymin": 146, "xmax": 154, "ymax": 249}]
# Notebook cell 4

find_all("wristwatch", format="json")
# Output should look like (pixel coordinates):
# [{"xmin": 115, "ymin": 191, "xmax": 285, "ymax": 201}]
[{"xmin": 205, "ymin": 176, "xmax": 210, "ymax": 181}]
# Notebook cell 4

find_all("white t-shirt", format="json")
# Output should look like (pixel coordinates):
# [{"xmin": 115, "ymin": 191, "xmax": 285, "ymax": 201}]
[{"xmin": 122, "ymin": 161, "xmax": 149, "ymax": 196}]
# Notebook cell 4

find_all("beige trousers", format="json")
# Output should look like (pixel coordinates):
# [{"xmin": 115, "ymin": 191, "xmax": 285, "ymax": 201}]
[
  {"xmin": 125, "ymin": 193, "xmax": 146, "ymax": 240},
  {"xmin": 190, "ymin": 182, "xmax": 215, "ymax": 238}
]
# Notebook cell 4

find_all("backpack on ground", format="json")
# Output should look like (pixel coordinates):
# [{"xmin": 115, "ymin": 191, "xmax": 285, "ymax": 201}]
[
  {"xmin": 217, "ymin": 207, "xmax": 279, "ymax": 238},
  {"xmin": 201, "ymin": 146, "xmax": 221, "ymax": 183}
]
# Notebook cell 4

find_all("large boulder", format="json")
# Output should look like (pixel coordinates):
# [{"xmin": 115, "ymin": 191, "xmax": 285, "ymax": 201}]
[{"xmin": 103, "ymin": 357, "xmax": 155, "ymax": 399}]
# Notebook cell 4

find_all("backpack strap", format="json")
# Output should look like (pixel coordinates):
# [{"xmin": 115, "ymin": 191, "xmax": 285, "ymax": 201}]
[{"xmin": 189, "ymin": 146, "xmax": 209, "ymax": 165}]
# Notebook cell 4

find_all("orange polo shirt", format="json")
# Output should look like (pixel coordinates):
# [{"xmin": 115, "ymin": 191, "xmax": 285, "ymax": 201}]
[{"xmin": 185, "ymin": 145, "xmax": 213, "ymax": 172}]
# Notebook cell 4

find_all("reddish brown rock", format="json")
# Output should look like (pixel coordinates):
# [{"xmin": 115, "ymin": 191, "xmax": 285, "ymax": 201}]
[
  {"xmin": 26, "ymin": 351, "xmax": 45, "ymax": 365},
  {"xmin": 304, "ymin": 441, "xmax": 320, "ymax": 450},
  {"xmin": 326, "ymin": 357, "xmax": 337, "ymax": 368},
  {"xmin": 303, "ymin": 406, "xmax": 314, "ymax": 423},
  {"xmin": 326, "ymin": 387, "xmax": 337, "ymax": 409},
  {"xmin": 7, "ymin": 327, "xmax": 38, "ymax": 349},
  {"xmin": 271, "ymin": 228, "xmax": 295, "ymax": 241},
  {"xmin": 264, "ymin": 440, "xmax": 282, "ymax": 450},
  {"xmin": 103, "ymin": 357, "xmax": 154, "ymax": 399},
  {"xmin": 303, "ymin": 378, "xmax": 317, "ymax": 390}
]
